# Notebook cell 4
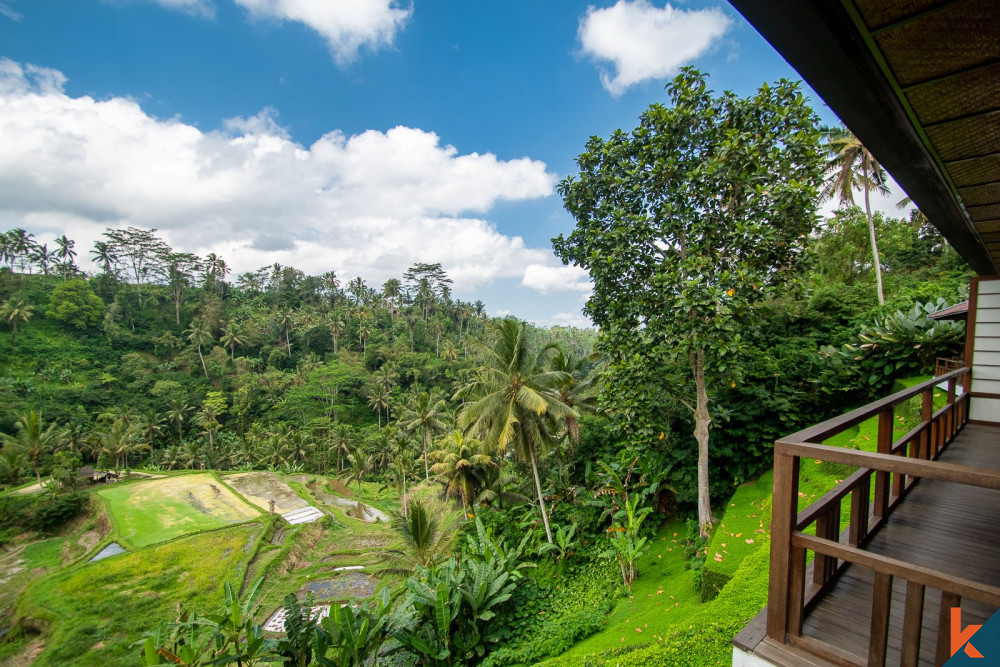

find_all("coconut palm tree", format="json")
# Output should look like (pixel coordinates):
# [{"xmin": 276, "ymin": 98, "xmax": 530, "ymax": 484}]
[
  {"xmin": 30, "ymin": 243, "xmax": 55, "ymax": 285},
  {"xmin": 94, "ymin": 418, "xmax": 136, "ymax": 474},
  {"xmin": 328, "ymin": 313, "xmax": 345, "ymax": 354},
  {"xmin": 220, "ymin": 322, "xmax": 246, "ymax": 360},
  {"xmin": 159, "ymin": 444, "xmax": 182, "ymax": 471},
  {"xmin": 367, "ymin": 384, "xmax": 390, "ymax": 428},
  {"xmin": 0, "ymin": 298, "xmax": 34, "ymax": 344},
  {"xmin": 1, "ymin": 411, "xmax": 63, "ymax": 486},
  {"xmin": 457, "ymin": 319, "xmax": 575, "ymax": 544},
  {"xmin": 90, "ymin": 240, "xmax": 116, "ymax": 275},
  {"xmin": 340, "ymin": 446, "xmax": 370, "ymax": 496},
  {"xmin": 392, "ymin": 498, "xmax": 456, "ymax": 567},
  {"xmin": 185, "ymin": 318, "xmax": 213, "ymax": 377},
  {"xmin": 286, "ymin": 431, "xmax": 314, "ymax": 466},
  {"xmin": 440, "ymin": 338, "xmax": 459, "ymax": 362},
  {"xmin": 55, "ymin": 234, "xmax": 77, "ymax": 280},
  {"xmin": 546, "ymin": 348, "xmax": 599, "ymax": 449},
  {"xmin": 823, "ymin": 127, "xmax": 891, "ymax": 305},
  {"xmin": 166, "ymin": 399, "xmax": 193, "ymax": 442},
  {"xmin": 275, "ymin": 309, "xmax": 294, "ymax": 354},
  {"xmin": 429, "ymin": 431, "xmax": 497, "ymax": 515},
  {"xmin": 401, "ymin": 388, "xmax": 449, "ymax": 482}
]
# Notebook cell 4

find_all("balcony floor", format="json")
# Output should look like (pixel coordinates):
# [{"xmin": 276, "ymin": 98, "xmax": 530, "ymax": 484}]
[{"xmin": 800, "ymin": 423, "xmax": 1000, "ymax": 665}]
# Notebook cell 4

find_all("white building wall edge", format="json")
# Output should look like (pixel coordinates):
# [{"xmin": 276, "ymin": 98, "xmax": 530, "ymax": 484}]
[{"xmin": 732, "ymin": 646, "xmax": 779, "ymax": 667}]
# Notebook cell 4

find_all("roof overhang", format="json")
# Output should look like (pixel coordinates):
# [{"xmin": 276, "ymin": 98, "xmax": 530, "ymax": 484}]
[{"xmin": 727, "ymin": 0, "xmax": 999, "ymax": 276}]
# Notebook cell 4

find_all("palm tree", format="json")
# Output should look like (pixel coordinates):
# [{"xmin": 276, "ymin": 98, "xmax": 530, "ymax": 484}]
[
  {"xmin": 1, "ymin": 411, "xmax": 62, "ymax": 486},
  {"xmin": 185, "ymin": 318, "xmax": 213, "ymax": 377},
  {"xmin": 382, "ymin": 278, "xmax": 402, "ymax": 318},
  {"xmin": 381, "ymin": 453, "xmax": 418, "ymax": 517},
  {"xmin": 392, "ymin": 498, "xmax": 456, "ymax": 567},
  {"xmin": 94, "ymin": 418, "xmax": 136, "ymax": 474},
  {"xmin": 180, "ymin": 440, "xmax": 202, "ymax": 470},
  {"xmin": 457, "ymin": 319, "xmax": 575, "ymax": 544},
  {"xmin": 328, "ymin": 314, "xmax": 345, "ymax": 354},
  {"xmin": 367, "ymin": 384, "xmax": 390, "ymax": 429},
  {"xmin": 137, "ymin": 413, "xmax": 165, "ymax": 457},
  {"xmin": 55, "ymin": 234, "xmax": 77, "ymax": 280},
  {"xmin": 429, "ymin": 431, "xmax": 497, "ymax": 515},
  {"xmin": 440, "ymin": 338, "xmax": 459, "ymax": 362},
  {"xmin": 340, "ymin": 447, "xmax": 370, "ymax": 496},
  {"xmin": 8, "ymin": 228, "xmax": 34, "ymax": 276},
  {"xmin": 402, "ymin": 388, "xmax": 449, "ymax": 482},
  {"xmin": 0, "ymin": 298, "xmax": 34, "ymax": 344},
  {"xmin": 286, "ymin": 431, "xmax": 314, "ymax": 466},
  {"xmin": 90, "ymin": 240, "xmax": 116, "ymax": 275},
  {"xmin": 166, "ymin": 399, "xmax": 193, "ymax": 442},
  {"xmin": 276, "ymin": 309, "xmax": 294, "ymax": 354},
  {"xmin": 220, "ymin": 322, "xmax": 246, "ymax": 360},
  {"xmin": 30, "ymin": 243, "xmax": 55, "ymax": 285},
  {"xmin": 331, "ymin": 424, "xmax": 353, "ymax": 473},
  {"xmin": 823, "ymin": 127, "xmax": 891, "ymax": 305},
  {"xmin": 160, "ymin": 444, "xmax": 182, "ymax": 471},
  {"xmin": 547, "ymin": 348, "xmax": 599, "ymax": 449}
]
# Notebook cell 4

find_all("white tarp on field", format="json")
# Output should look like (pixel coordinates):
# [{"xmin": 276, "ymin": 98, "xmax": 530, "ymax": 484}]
[{"xmin": 281, "ymin": 505, "xmax": 325, "ymax": 525}]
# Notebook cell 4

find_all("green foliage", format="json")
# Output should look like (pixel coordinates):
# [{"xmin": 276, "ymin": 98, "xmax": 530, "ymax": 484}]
[
  {"xmin": 820, "ymin": 299, "xmax": 964, "ymax": 396},
  {"xmin": 48, "ymin": 279, "xmax": 104, "ymax": 329}
]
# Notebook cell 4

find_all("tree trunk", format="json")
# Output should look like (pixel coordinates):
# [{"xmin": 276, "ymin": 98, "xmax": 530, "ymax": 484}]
[
  {"xmin": 691, "ymin": 350, "xmax": 715, "ymax": 537},
  {"xmin": 174, "ymin": 290, "xmax": 181, "ymax": 324},
  {"xmin": 197, "ymin": 344, "xmax": 208, "ymax": 377},
  {"xmin": 529, "ymin": 445, "xmax": 554, "ymax": 544},
  {"xmin": 864, "ymin": 183, "xmax": 885, "ymax": 305},
  {"xmin": 422, "ymin": 429, "xmax": 430, "ymax": 481}
]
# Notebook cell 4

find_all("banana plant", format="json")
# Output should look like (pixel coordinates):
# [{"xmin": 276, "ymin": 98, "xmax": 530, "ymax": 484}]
[
  {"xmin": 204, "ymin": 577, "xmax": 271, "ymax": 666},
  {"xmin": 317, "ymin": 586, "xmax": 393, "ymax": 667},
  {"xmin": 274, "ymin": 594, "xmax": 328, "ymax": 667}
]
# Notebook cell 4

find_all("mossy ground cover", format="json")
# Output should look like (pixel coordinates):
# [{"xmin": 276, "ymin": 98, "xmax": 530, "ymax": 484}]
[
  {"xmin": 98, "ymin": 472, "xmax": 260, "ymax": 548},
  {"xmin": 17, "ymin": 522, "xmax": 262, "ymax": 667}
]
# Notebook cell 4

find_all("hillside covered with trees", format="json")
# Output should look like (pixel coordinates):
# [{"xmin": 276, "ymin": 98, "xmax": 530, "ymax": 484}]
[{"xmin": 0, "ymin": 71, "xmax": 975, "ymax": 667}]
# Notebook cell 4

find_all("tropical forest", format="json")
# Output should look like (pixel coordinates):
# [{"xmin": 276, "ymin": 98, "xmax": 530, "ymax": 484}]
[{"xmin": 0, "ymin": 71, "xmax": 972, "ymax": 667}]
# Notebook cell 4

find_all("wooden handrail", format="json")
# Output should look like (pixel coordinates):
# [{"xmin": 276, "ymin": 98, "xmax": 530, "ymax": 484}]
[
  {"xmin": 766, "ymin": 366, "xmax": 976, "ymax": 662},
  {"xmin": 780, "ymin": 367, "xmax": 967, "ymax": 443},
  {"xmin": 776, "ymin": 439, "xmax": 1000, "ymax": 491},
  {"xmin": 793, "ymin": 533, "xmax": 1000, "ymax": 606}
]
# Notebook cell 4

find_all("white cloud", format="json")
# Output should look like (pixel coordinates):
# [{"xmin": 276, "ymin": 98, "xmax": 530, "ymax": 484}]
[
  {"xmin": 536, "ymin": 311, "xmax": 594, "ymax": 329},
  {"xmin": 233, "ymin": 0, "xmax": 411, "ymax": 65},
  {"xmin": 521, "ymin": 264, "xmax": 592, "ymax": 294},
  {"xmin": 818, "ymin": 173, "xmax": 914, "ymax": 221},
  {"xmin": 149, "ymin": 0, "xmax": 216, "ymax": 19},
  {"xmin": 578, "ymin": 0, "xmax": 731, "ymax": 96},
  {"xmin": 0, "ymin": 58, "xmax": 558, "ymax": 290},
  {"xmin": 0, "ymin": 2, "xmax": 22, "ymax": 21}
]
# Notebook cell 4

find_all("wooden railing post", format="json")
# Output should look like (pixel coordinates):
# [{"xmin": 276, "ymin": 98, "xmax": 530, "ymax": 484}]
[
  {"xmin": 874, "ymin": 408, "xmax": 893, "ymax": 519},
  {"xmin": 921, "ymin": 388, "xmax": 933, "ymax": 460},
  {"xmin": 813, "ymin": 503, "xmax": 841, "ymax": 585},
  {"xmin": 900, "ymin": 581, "xmax": 925, "ymax": 667},
  {"xmin": 767, "ymin": 449, "xmax": 800, "ymax": 642},
  {"xmin": 868, "ymin": 571, "xmax": 893, "ymax": 665},
  {"xmin": 937, "ymin": 592, "xmax": 961, "ymax": 666},
  {"xmin": 849, "ymin": 473, "xmax": 870, "ymax": 546}
]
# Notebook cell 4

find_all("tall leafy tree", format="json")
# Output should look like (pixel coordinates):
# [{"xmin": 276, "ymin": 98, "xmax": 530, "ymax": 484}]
[
  {"xmin": 823, "ymin": 127, "xmax": 891, "ymax": 305},
  {"xmin": 457, "ymin": 319, "xmax": 574, "ymax": 543},
  {"xmin": 103, "ymin": 227, "xmax": 169, "ymax": 306},
  {"xmin": 554, "ymin": 69, "xmax": 824, "ymax": 536},
  {"xmin": 164, "ymin": 252, "xmax": 202, "ymax": 324}
]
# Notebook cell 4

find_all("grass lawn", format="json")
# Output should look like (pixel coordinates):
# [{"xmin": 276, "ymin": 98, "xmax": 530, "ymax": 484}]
[
  {"xmin": 99, "ymin": 473, "xmax": 260, "ymax": 548},
  {"xmin": 20, "ymin": 523, "xmax": 262, "ymax": 667}
]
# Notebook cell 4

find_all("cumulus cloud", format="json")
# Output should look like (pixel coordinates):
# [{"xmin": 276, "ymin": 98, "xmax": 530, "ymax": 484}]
[
  {"xmin": 521, "ymin": 264, "xmax": 592, "ymax": 294},
  {"xmin": 233, "ymin": 0, "xmax": 411, "ymax": 64},
  {"xmin": 578, "ymin": 0, "xmax": 731, "ymax": 96},
  {"xmin": 0, "ymin": 58, "xmax": 559, "ymax": 290}
]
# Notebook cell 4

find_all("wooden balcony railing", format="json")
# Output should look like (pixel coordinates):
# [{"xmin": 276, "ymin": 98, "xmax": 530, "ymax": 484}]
[
  {"xmin": 934, "ymin": 357, "xmax": 964, "ymax": 377},
  {"xmin": 766, "ymin": 367, "xmax": 1000, "ymax": 666}
]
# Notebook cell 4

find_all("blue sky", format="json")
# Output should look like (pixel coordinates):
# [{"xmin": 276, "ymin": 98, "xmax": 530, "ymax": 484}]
[{"xmin": 0, "ymin": 0, "xmax": 900, "ymax": 326}]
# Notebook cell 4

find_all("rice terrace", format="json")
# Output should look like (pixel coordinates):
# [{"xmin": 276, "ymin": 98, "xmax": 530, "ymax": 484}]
[{"xmin": 98, "ymin": 473, "xmax": 261, "ymax": 548}]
